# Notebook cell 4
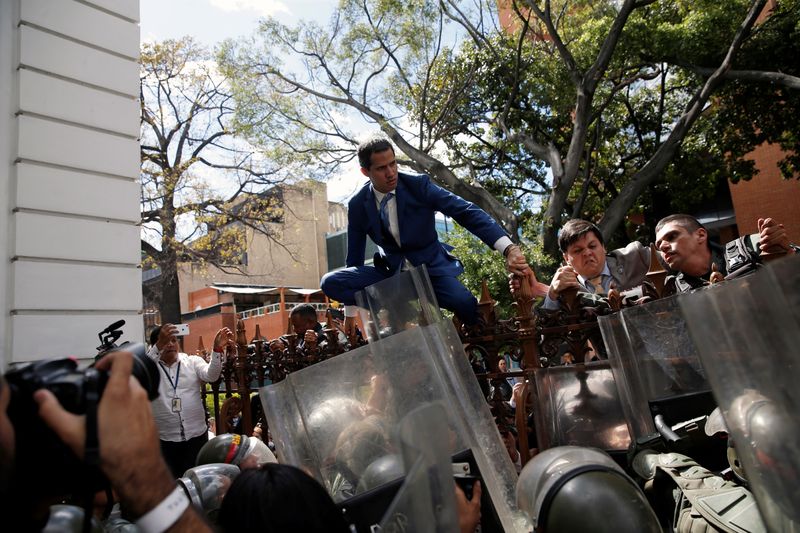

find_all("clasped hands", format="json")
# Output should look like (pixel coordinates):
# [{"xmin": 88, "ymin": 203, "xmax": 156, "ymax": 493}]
[{"xmin": 505, "ymin": 246, "xmax": 550, "ymax": 299}]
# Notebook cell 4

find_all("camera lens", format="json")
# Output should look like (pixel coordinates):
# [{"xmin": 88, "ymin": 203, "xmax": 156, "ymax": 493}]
[{"xmin": 110, "ymin": 342, "xmax": 160, "ymax": 401}]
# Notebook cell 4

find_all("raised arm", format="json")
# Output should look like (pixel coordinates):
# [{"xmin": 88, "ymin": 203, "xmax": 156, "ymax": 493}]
[{"xmin": 195, "ymin": 327, "xmax": 233, "ymax": 382}]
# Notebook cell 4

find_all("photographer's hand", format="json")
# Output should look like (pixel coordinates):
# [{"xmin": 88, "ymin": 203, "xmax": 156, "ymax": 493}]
[
  {"xmin": 35, "ymin": 351, "xmax": 210, "ymax": 530},
  {"xmin": 269, "ymin": 339, "xmax": 286, "ymax": 354},
  {"xmin": 303, "ymin": 329, "xmax": 318, "ymax": 346}
]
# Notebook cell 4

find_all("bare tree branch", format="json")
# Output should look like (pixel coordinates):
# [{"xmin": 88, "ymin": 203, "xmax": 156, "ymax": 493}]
[
  {"xmin": 680, "ymin": 64, "xmax": 800, "ymax": 89},
  {"xmin": 599, "ymin": 0, "xmax": 769, "ymax": 236}
]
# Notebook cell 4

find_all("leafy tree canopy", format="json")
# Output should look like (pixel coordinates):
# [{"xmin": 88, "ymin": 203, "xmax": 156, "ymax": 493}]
[
  {"xmin": 217, "ymin": 0, "xmax": 799, "ymax": 266},
  {"xmin": 141, "ymin": 37, "xmax": 287, "ymax": 322}
]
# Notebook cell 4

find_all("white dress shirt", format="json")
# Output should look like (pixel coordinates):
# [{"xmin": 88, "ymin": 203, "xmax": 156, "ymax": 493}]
[
  {"xmin": 373, "ymin": 188, "xmax": 402, "ymax": 247},
  {"xmin": 146, "ymin": 345, "xmax": 222, "ymax": 442}
]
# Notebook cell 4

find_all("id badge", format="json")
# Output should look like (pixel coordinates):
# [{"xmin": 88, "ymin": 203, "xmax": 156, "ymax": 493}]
[{"xmin": 171, "ymin": 397, "xmax": 182, "ymax": 413}]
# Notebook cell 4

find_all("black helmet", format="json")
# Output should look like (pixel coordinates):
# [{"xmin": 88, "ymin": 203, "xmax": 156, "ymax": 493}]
[{"xmin": 517, "ymin": 446, "xmax": 660, "ymax": 532}]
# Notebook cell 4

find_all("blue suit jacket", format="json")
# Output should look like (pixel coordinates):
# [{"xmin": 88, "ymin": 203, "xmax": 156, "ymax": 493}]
[{"xmin": 345, "ymin": 173, "xmax": 507, "ymax": 277}]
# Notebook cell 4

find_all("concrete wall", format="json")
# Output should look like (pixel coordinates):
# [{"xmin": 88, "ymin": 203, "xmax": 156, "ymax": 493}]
[
  {"xmin": 178, "ymin": 181, "xmax": 331, "ymax": 313},
  {"xmin": 1, "ymin": 0, "xmax": 142, "ymax": 365}
]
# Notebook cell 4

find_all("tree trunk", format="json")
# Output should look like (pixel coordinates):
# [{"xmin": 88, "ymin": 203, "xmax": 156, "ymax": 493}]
[
  {"xmin": 157, "ymin": 258, "xmax": 182, "ymax": 325},
  {"xmin": 541, "ymin": 163, "xmax": 567, "ymax": 259}
]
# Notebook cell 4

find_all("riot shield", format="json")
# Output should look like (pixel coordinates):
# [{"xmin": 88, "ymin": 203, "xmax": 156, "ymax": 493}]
[
  {"xmin": 679, "ymin": 255, "xmax": 800, "ymax": 532},
  {"xmin": 378, "ymin": 402, "xmax": 460, "ymax": 533},
  {"xmin": 261, "ymin": 267, "xmax": 529, "ymax": 532},
  {"xmin": 533, "ymin": 361, "xmax": 631, "ymax": 452},
  {"xmin": 598, "ymin": 295, "xmax": 712, "ymax": 442},
  {"xmin": 354, "ymin": 263, "xmax": 441, "ymax": 341}
]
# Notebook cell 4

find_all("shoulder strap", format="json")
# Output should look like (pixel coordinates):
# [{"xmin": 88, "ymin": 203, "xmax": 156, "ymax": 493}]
[{"xmin": 654, "ymin": 453, "xmax": 766, "ymax": 533}]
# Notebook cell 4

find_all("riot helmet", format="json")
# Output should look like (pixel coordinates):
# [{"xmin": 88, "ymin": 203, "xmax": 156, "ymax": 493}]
[
  {"xmin": 196, "ymin": 433, "xmax": 277, "ymax": 469},
  {"xmin": 517, "ymin": 446, "xmax": 660, "ymax": 532},
  {"xmin": 178, "ymin": 463, "xmax": 241, "ymax": 522}
]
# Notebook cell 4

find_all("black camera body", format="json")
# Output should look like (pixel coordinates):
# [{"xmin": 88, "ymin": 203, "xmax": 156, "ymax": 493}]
[{"xmin": 6, "ymin": 331, "xmax": 160, "ymax": 501}]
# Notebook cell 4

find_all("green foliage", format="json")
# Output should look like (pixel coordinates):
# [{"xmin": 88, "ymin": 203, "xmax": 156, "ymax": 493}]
[
  {"xmin": 443, "ymin": 222, "xmax": 557, "ymax": 316},
  {"xmin": 217, "ymin": 0, "xmax": 799, "ymax": 262},
  {"xmin": 204, "ymin": 386, "xmax": 229, "ymax": 417},
  {"xmin": 706, "ymin": 0, "xmax": 800, "ymax": 181},
  {"xmin": 445, "ymin": 225, "xmax": 517, "ymax": 316}
]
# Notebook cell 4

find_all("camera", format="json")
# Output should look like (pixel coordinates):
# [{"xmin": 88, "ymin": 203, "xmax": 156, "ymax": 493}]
[{"xmin": 5, "ymin": 321, "xmax": 160, "ymax": 500}]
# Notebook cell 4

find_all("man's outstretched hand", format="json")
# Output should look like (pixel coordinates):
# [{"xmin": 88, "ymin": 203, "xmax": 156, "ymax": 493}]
[
  {"xmin": 213, "ymin": 326, "xmax": 236, "ymax": 354},
  {"xmin": 504, "ymin": 245, "xmax": 531, "ymax": 277},
  {"xmin": 508, "ymin": 269, "xmax": 551, "ymax": 299},
  {"xmin": 758, "ymin": 217, "xmax": 793, "ymax": 254}
]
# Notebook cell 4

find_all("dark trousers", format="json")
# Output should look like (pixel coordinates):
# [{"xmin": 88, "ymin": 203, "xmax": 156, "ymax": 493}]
[
  {"xmin": 160, "ymin": 432, "xmax": 208, "ymax": 478},
  {"xmin": 320, "ymin": 265, "xmax": 479, "ymax": 324}
]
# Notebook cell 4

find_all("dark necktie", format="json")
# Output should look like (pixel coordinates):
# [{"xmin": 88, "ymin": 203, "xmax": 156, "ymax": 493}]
[
  {"xmin": 379, "ymin": 192, "xmax": 396, "ymax": 245},
  {"xmin": 588, "ymin": 275, "xmax": 606, "ymax": 295}
]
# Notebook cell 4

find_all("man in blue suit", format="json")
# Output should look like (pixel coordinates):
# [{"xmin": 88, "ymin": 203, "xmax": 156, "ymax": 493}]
[{"xmin": 320, "ymin": 136, "xmax": 530, "ymax": 337}]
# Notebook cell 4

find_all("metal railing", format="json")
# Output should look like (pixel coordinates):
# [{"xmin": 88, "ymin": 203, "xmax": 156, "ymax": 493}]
[{"xmin": 238, "ymin": 301, "xmax": 329, "ymax": 320}]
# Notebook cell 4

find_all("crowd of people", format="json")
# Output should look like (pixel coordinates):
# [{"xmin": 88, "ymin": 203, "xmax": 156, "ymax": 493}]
[
  {"xmin": 1, "ymin": 134, "xmax": 796, "ymax": 531},
  {"xmin": 0, "ymin": 332, "xmax": 483, "ymax": 531}
]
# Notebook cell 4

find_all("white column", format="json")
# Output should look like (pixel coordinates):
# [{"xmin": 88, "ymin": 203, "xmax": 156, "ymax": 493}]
[{"xmin": 1, "ymin": 0, "xmax": 143, "ymax": 365}]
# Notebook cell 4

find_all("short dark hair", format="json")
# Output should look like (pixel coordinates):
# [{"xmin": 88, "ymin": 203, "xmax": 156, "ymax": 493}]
[
  {"xmin": 148, "ymin": 325, "xmax": 162, "ymax": 346},
  {"xmin": 290, "ymin": 304, "xmax": 317, "ymax": 321},
  {"xmin": 655, "ymin": 214, "xmax": 710, "ymax": 252},
  {"xmin": 217, "ymin": 463, "xmax": 351, "ymax": 532},
  {"xmin": 357, "ymin": 136, "xmax": 394, "ymax": 170},
  {"xmin": 558, "ymin": 219, "xmax": 604, "ymax": 253},
  {"xmin": 655, "ymin": 214, "xmax": 705, "ymax": 235}
]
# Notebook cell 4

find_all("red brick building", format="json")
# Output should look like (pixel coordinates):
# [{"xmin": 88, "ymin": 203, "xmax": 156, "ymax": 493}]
[
  {"xmin": 179, "ymin": 285, "xmax": 330, "ymax": 354},
  {"xmin": 730, "ymin": 142, "xmax": 800, "ymax": 244}
]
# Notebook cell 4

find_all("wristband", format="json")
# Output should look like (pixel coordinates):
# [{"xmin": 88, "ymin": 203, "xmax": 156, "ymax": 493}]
[
  {"xmin": 136, "ymin": 485, "xmax": 190, "ymax": 533},
  {"xmin": 503, "ymin": 243, "xmax": 518, "ymax": 257}
]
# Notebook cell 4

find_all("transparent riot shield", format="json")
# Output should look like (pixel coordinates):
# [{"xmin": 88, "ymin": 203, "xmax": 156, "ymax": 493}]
[
  {"xmin": 598, "ymin": 295, "xmax": 713, "ymax": 442},
  {"xmin": 378, "ymin": 402, "xmax": 460, "ymax": 533},
  {"xmin": 679, "ymin": 255, "xmax": 800, "ymax": 532},
  {"xmin": 533, "ymin": 361, "xmax": 631, "ymax": 452},
  {"xmin": 354, "ymin": 264, "xmax": 442, "ymax": 342},
  {"xmin": 261, "ymin": 267, "xmax": 529, "ymax": 532}
]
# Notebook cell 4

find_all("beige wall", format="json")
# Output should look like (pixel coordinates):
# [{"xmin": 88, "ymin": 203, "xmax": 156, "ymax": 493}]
[
  {"xmin": 178, "ymin": 180, "xmax": 331, "ymax": 313},
  {"xmin": 328, "ymin": 201, "xmax": 348, "ymax": 233}
]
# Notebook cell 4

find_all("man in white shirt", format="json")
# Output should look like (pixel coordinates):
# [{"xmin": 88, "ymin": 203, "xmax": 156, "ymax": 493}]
[{"xmin": 148, "ymin": 324, "xmax": 233, "ymax": 477}]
